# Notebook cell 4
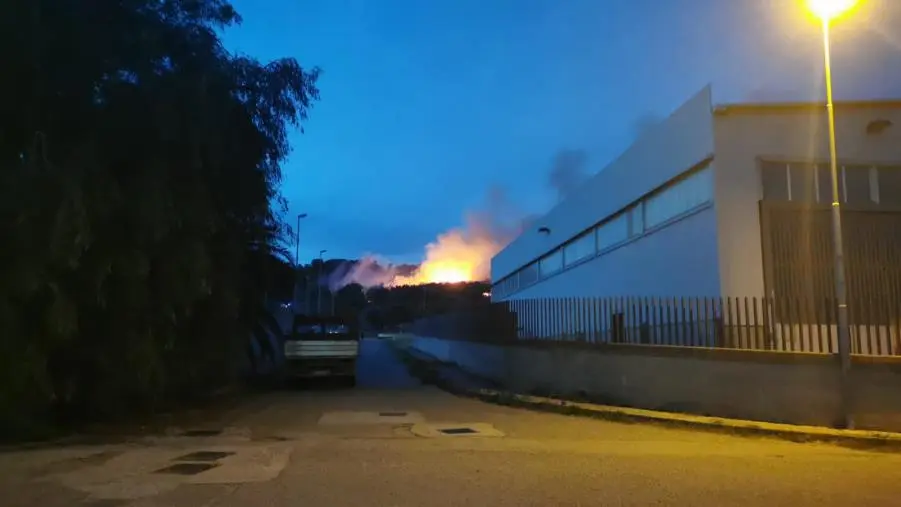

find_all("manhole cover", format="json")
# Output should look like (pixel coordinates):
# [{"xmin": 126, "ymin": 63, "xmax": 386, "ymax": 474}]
[
  {"xmin": 173, "ymin": 451, "xmax": 234, "ymax": 462},
  {"xmin": 82, "ymin": 500, "xmax": 128, "ymax": 507},
  {"xmin": 154, "ymin": 463, "xmax": 219, "ymax": 476},
  {"xmin": 319, "ymin": 411, "xmax": 424, "ymax": 425},
  {"xmin": 411, "ymin": 422, "xmax": 504, "ymax": 438},
  {"xmin": 439, "ymin": 427, "xmax": 477, "ymax": 435},
  {"xmin": 182, "ymin": 429, "xmax": 223, "ymax": 437}
]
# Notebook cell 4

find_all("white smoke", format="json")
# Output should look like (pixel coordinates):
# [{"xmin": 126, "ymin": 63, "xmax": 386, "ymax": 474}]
[
  {"xmin": 548, "ymin": 149, "xmax": 590, "ymax": 204},
  {"xmin": 328, "ymin": 186, "xmax": 527, "ymax": 291},
  {"xmin": 326, "ymin": 256, "xmax": 404, "ymax": 292}
]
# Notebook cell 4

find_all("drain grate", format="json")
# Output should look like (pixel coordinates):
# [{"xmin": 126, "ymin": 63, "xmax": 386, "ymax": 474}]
[
  {"xmin": 182, "ymin": 429, "xmax": 223, "ymax": 437},
  {"xmin": 379, "ymin": 411, "xmax": 408, "ymax": 417},
  {"xmin": 154, "ymin": 462, "xmax": 219, "ymax": 476},
  {"xmin": 173, "ymin": 451, "xmax": 234, "ymax": 462},
  {"xmin": 82, "ymin": 499, "xmax": 129, "ymax": 507},
  {"xmin": 438, "ymin": 427, "xmax": 477, "ymax": 435}
]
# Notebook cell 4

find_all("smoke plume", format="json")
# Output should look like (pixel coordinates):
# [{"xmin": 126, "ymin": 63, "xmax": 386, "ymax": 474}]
[
  {"xmin": 632, "ymin": 113, "xmax": 661, "ymax": 140},
  {"xmin": 329, "ymin": 186, "xmax": 527, "ymax": 290},
  {"xmin": 327, "ymin": 149, "xmax": 604, "ymax": 291},
  {"xmin": 548, "ymin": 149, "xmax": 590, "ymax": 204}
]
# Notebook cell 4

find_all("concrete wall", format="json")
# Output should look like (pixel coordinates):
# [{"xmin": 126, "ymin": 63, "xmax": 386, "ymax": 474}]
[
  {"xmin": 410, "ymin": 336, "xmax": 901, "ymax": 430},
  {"xmin": 409, "ymin": 336, "xmax": 507, "ymax": 383},
  {"xmin": 491, "ymin": 85, "xmax": 716, "ymax": 281},
  {"xmin": 501, "ymin": 205, "xmax": 720, "ymax": 300},
  {"xmin": 712, "ymin": 103, "xmax": 901, "ymax": 297}
]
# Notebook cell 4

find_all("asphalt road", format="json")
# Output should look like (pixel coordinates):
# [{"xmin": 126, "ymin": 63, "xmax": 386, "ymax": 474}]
[{"xmin": 3, "ymin": 338, "xmax": 901, "ymax": 506}]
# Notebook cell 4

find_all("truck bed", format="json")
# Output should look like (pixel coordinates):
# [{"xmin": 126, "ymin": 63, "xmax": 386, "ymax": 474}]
[{"xmin": 284, "ymin": 340, "xmax": 359, "ymax": 358}]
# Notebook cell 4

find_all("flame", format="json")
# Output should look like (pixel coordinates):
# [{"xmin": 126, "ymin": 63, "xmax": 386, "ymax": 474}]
[
  {"xmin": 390, "ymin": 215, "xmax": 507, "ymax": 286},
  {"xmin": 331, "ymin": 187, "xmax": 527, "ymax": 290},
  {"xmin": 421, "ymin": 263, "xmax": 471, "ymax": 284}
]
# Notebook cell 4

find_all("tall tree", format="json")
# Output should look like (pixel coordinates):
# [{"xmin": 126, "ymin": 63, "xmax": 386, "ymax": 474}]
[{"xmin": 0, "ymin": 0, "xmax": 319, "ymax": 436}]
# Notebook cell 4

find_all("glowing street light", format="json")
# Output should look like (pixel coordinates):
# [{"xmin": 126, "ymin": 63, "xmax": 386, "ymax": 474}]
[
  {"xmin": 805, "ymin": 0, "xmax": 860, "ymax": 430},
  {"xmin": 806, "ymin": 0, "xmax": 858, "ymax": 20}
]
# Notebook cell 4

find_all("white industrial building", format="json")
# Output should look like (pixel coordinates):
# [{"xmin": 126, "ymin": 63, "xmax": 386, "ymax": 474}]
[{"xmin": 491, "ymin": 85, "xmax": 901, "ymax": 303}]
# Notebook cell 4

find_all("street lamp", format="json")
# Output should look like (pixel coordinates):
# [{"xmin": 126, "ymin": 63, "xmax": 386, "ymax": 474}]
[
  {"xmin": 293, "ymin": 213, "xmax": 308, "ymax": 313},
  {"xmin": 318, "ymin": 249, "xmax": 327, "ymax": 315},
  {"xmin": 294, "ymin": 213, "xmax": 308, "ymax": 267},
  {"xmin": 807, "ymin": 0, "xmax": 857, "ymax": 20},
  {"xmin": 806, "ymin": 0, "xmax": 859, "ymax": 429}
]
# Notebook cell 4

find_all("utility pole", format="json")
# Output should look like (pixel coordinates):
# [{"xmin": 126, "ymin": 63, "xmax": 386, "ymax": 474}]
[
  {"xmin": 804, "ymin": 0, "xmax": 858, "ymax": 429},
  {"xmin": 293, "ymin": 213, "xmax": 307, "ymax": 311},
  {"xmin": 317, "ymin": 249, "xmax": 327, "ymax": 315},
  {"xmin": 819, "ymin": 16, "xmax": 853, "ymax": 430}
]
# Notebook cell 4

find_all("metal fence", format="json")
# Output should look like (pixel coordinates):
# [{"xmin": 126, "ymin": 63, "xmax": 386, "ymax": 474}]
[
  {"xmin": 760, "ymin": 202, "xmax": 901, "ymax": 315},
  {"xmin": 412, "ymin": 296, "xmax": 901, "ymax": 356},
  {"xmin": 407, "ymin": 303, "xmax": 518, "ymax": 344}
]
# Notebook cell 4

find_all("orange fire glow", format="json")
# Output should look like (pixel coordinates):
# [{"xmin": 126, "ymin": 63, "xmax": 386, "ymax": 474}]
[{"xmin": 390, "ymin": 216, "xmax": 505, "ymax": 287}]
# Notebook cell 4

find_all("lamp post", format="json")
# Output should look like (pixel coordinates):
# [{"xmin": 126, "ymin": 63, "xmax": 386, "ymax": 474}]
[
  {"xmin": 806, "ymin": 0, "xmax": 858, "ymax": 429},
  {"xmin": 318, "ymin": 249, "xmax": 327, "ymax": 315},
  {"xmin": 294, "ymin": 213, "xmax": 308, "ymax": 267},
  {"xmin": 293, "ymin": 213, "xmax": 308, "ymax": 312}
]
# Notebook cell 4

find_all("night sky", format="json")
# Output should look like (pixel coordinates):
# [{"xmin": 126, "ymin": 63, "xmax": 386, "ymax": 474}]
[{"xmin": 222, "ymin": 0, "xmax": 901, "ymax": 265}]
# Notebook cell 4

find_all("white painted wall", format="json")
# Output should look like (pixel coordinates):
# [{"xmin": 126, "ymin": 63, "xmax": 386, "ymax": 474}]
[
  {"xmin": 500, "ymin": 206, "xmax": 721, "ymax": 300},
  {"xmin": 491, "ymin": 85, "xmax": 717, "ymax": 281},
  {"xmin": 712, "ymin": 103, "xmax": 901, "ymax": 297}
]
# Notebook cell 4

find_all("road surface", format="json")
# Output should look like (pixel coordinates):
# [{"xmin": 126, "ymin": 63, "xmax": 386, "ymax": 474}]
[{"xmin": 2, "ymin": 338, "xmax": 900, "ymax": 506}]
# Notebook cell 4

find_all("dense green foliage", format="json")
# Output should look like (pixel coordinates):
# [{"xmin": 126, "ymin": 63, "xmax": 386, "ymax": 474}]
[{"xmin": 0, "ymin": 0, "xmax": 319, "ymax": 437}]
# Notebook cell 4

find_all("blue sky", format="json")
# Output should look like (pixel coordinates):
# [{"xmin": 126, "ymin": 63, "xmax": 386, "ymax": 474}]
[{"xmin": 222, "ymin": 0, "xmax": 901, "ymax": 264}]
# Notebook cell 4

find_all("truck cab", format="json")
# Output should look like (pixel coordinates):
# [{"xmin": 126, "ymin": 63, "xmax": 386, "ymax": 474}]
[{"xmin": 283, "ymin": 314, "xmax": 360, "ymax": 386}]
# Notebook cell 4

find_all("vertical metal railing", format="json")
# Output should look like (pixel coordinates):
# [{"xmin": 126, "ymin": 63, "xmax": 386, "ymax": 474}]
[{"xmin": 410, "ymin": 294, "xmax": 901, "ymax": 356}]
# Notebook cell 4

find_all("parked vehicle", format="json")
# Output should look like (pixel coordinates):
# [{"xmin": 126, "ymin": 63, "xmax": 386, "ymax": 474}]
[{"xmin": 283, "ymin": 314, "xmax": 360, "ymax": 385}]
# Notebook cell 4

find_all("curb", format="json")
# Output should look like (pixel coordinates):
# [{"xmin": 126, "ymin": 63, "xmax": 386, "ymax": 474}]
[
  {"xmin": 395, "ymin": 344, "xmax": 901, "ymax": 451},
  {"xmin": 471, "ymin": 389, "xmax": 901, "ymax": 450}
]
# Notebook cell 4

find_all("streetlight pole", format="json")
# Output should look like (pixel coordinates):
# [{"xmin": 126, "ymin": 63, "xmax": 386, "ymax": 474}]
[
  {"xmin": 295, "ymin": 213, "xmax": 308, "ymax": 267},
  {"xmin": 293, "ymin": 213, "xmax": 308, "ymax": 313},
  {"xmin": 318, "ymin": 249, "xmax": 327, "ymax": 315},
  {"xmin": 807, "ymin": 0, "xmax": 857, "ymax": 429}
]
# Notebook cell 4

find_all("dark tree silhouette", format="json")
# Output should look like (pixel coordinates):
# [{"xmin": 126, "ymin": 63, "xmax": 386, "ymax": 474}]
[{"xmin": 0, "ymin": 0, "xmax": 319, "ymax": 437}]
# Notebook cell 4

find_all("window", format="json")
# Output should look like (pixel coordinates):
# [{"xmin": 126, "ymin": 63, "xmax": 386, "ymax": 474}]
[
  {"xmin": 771, "ymin": 161, "xmax": 887, "ymax": 205},
  {"xmin": 788, "ymin": 163, "xmax": 816, "ymax": 202},
  {"xmin": 761, "ymin": 162, "xmax": 789, "ymax": 200},
  {"xmin": 645, "ymin": 166, "xmax": 713, "ymax": 228},
  {"xmin": 816, "ymin": 164, "xmax": 843, "ymax": 204},
  {"xmin": 596, "ymin": 213, "xmax": 629, "ymax": 250},
  {"xmin": 878, "ymin": 166, "xmax": 901, "ymax": 206},
  {"xmin": 520, "ymin": 263, "xmax": 539, "ymax": 286},
  {"xmin": 564, "ymin": 231, "xmax": 595, "ymax": 266},
  {"xmin": 628, "ymin": 204, "xmax": 644, "ymax": 236},
  {"xmin": 505, "ymin": 273, "xmax": 518, "ymax": 296},
  {"xmin": 843, "ymin": 165, "xmax": 873, "ymax": 204},
  {"xmin": 538, "ymin": 249, "xmax": 563, "ymax": 277}
]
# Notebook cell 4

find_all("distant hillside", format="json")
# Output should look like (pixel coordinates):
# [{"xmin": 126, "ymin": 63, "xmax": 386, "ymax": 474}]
[{"xmin": 263, "ymin": 254, "xmax": 490, "ymax": 330}]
